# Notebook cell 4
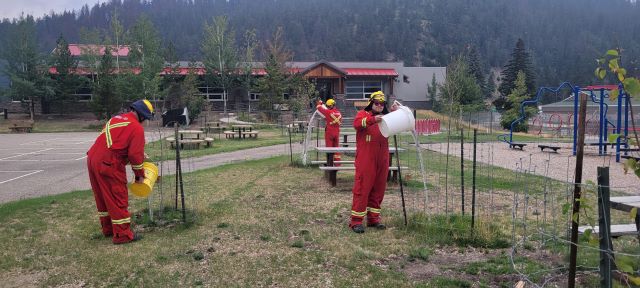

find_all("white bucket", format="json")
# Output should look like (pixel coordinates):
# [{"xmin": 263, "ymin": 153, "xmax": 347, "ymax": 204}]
[
  {"xmin": 379, "ymin": 106, "xmax": 415, "ymax": 137},
  {"xmin": 316, "ymin": 104, "xmax": 327, "ymax": 118}
]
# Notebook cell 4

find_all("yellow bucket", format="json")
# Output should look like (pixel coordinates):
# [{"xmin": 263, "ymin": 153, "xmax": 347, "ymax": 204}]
[{"xmin": 128, "ymin": 162, "xmax": 159, "ymax": 198}]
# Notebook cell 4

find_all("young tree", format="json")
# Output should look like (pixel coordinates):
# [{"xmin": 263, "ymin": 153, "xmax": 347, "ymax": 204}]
[
  {"xmin": 497, "ymin": 38, "xmax": 536, "ymax": 109},
  {"xmin": 499, "ymin": 71, "xmax": 536, "ymax": 132},
  {"xmin": 202, "ymin": 16, "xmax": 238, "ymax": 117},
  {"xmin": 438, "ymin": 55, "xmax": 483, "ymax": 125},
  {"xmin": 78, "ymin": 27, "xmax": 103, "ymax": 84},
  {"xmin": 51, "ymin": 34, "xmax": 83, "ymax": 115},
  {"xmin": 239, "ymin": 29, "xmax": 259, "ymax": 112},
  {"xmin": 126, "ymin": 14, "xmax": 163, "ymax": 102}
]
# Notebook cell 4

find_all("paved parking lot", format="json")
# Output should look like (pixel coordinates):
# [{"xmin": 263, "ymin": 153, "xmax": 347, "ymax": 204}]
[
  {"xmin": 0, "ymin": 131, "xmax": 171, "ymax": 204},
  {"xmin": 0, "ymin": 131, "xmax": 299, "ymax": 204}
]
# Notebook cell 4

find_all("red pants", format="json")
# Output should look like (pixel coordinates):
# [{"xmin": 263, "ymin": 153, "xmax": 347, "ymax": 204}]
[
  {"xmin": 350, "ymin": 142, "xmax": 389, "ymax": 227},
  {"xmin": 87, "ymin": 149, "xmax": 134, "ymax": 244},
  {"xmin": 325, "ymin": 128, "xmax": 341, "ymax": 164}
]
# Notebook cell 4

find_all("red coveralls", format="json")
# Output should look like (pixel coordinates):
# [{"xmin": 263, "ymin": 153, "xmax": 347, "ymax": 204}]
[
  {"xmin": 316, "ymin": 104, "xmax": 342, "ymax": 164},
  {"xmin": 350, "ymin": 110, "xmax": 389, "ymax": 227},
  {"xmin": 87, "ymin": 112, "xmax": 146, "ymax": 244}
]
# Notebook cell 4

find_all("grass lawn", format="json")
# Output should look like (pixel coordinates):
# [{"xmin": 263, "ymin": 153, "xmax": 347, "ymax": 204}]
[{"xmin": 5, "ymin": 152, "xmax": 637, "ymax": 287}]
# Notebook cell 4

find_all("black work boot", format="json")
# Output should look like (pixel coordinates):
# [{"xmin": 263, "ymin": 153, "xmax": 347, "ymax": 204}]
[
  {"xmin": 367, "ymin": 223, "xmax": 386, "ymax": 230},
  {"xmin": 351, "ymin": 224, "xmax": 365, "ymax": 234}
]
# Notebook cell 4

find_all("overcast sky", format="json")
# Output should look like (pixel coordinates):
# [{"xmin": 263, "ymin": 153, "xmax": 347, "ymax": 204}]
[{"xmin": 0, "ymin": 0, "xmax": 104, "ymax": 20}]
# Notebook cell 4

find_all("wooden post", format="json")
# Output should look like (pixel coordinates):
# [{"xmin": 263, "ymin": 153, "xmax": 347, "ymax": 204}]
[
  {"xmin": 597, "ymin": 167, "xmax": 613, "ymax": 288},
  {"xmin": 460, "ymin": 128, "xmax": 465, "ymax": 215},
  {"xmin": 568, "ymin": 93, "xmax": 587, "ymax": 288}
]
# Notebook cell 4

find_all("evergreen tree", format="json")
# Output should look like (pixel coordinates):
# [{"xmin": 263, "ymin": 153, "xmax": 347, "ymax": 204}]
[
  {"xmin": 427, "ymin": 73, "xmax": 439, "ymax": 111},
  {"xmin": 91, "ymin": 46, "xmax": 122, "ymax": 119},
  {"xmin": 0, "ymin": 16, "xmax": 53, "ymax": 119},
  {"xmin": 500, "ymin": 71, "xmax": 536, "ymax": 132},
  {"xmin": 51, "ymin": 34, "xmax": 83, "ymax": 115},
  {"xmin": 497, "ymin": 39, "xmax": 536, "ymax": 107},
  {"xmin": 466, "ymin": 46, "xmax": 487, "ymax": 98},
  {"xmin": 486, "ymin": 71, "xmax": 496, "ymax": 99},
  {"xmin": 257, "ymin": 27, "xmax": 293, "ymax": 120}
]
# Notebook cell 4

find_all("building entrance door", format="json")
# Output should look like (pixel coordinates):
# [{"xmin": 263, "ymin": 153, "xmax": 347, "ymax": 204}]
[{"xmin": 315, "ymin": 80, "xmax": 333, "ymax": 101}]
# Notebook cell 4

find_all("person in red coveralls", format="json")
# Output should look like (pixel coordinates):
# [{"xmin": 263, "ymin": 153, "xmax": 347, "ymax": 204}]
[
  {"xmin": 350, "ymin": 91, "xmax": 397, "ymax": 233},
  {"xmin": 316, "ymin": 98, "xmax": 342, "ymax": 165},
  {"xmin": 87, "ymin": 99, "xmax": 154, "ymax": 244}
]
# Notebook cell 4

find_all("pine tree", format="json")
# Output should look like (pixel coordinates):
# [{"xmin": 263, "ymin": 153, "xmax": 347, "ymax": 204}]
[
  {"xmin": 500, "ymin": 71, "xmax": 536, "ymax": 132},
  {"xmin": 1, "ymin": 16, "xmax": 53, "ymax": 119},
  {"xmin": 51, "ymin": 34, "xmax": 83, "ymax": 115},
  {"xmin": 427, "ymin": 73, "xmax": 439, "ymax": 111},
  {"xmin": 466, "ymin": 46, "xmax": 487, "ymax": 98},
  {"xmin": 257, "ymin": 27, "xmax": 293, "ymax": 119},
  {"xmin": 91, "ymin": 46, "xmax": 122, "ymax": 119},
  {"xmin": 498, "ymin": 38, "xmax": 536, "ymax": 101}
]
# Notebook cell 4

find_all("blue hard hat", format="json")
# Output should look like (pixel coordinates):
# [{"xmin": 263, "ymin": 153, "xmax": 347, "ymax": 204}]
[{"xmin": 130, "ymin": 99, "xmax": 154, "ymax": 121}]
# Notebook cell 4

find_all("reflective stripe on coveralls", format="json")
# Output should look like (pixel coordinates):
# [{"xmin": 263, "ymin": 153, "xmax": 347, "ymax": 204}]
[
  {"xmin": 102, "ymin": 119, "xmax": 131, "ymax": 148},
  {"xmin": 111, "ymin": 217, "xmax": 131, "ymax": 225}
]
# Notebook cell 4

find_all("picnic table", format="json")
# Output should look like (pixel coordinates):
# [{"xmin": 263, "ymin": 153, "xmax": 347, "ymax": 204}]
[
  {"xmin": 178, "ymin": 129, "xmax": 204, "ymax": 140},
  {"xmin": 166, "ymin": 129, "xmax": 213, "ymax": 149},
  {"xmin": 224, "ymin": 124, "xmax": 258, "ymax": 139},
  {"xmin": 314, "ymin": 146, "xmax": 406, "ymax": 186},
  {"xmin": 609, "ymin": 196, "xmax": 640, "ymax": 239},
  {"xmin": 8, "ymin": 120, "xmax": 34, "ymax": 133}
]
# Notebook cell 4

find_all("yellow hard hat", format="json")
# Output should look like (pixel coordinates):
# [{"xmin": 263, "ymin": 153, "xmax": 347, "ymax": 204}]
[
  {"xmin": 369, "ymin": 91, "xmax": 385, "ymax": 104},
  {"xmin": 326, "ymin": 99, "xmax": 336, "ymax": 107}
]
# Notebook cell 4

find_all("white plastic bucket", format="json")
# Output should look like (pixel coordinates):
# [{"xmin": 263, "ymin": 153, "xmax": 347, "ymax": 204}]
[
  {"xmin": 316, "ymin": 104, "xmax": 327, "ymax": 118},
  {"xmin": 379, "ymin": 106, "xmax": 415, "ymax": 137}
]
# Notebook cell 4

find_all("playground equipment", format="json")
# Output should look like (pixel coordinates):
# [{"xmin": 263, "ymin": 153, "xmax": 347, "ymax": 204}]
[
  {"xmin": 498, "ymin": 82, "xmax": 575, "ymax": 149},
  {"xmin": 499, "ymin": 82, "xmax": 634, "ymax": 162}
]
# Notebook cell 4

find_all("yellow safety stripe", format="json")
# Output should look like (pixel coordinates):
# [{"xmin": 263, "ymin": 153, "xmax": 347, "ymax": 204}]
[
  {"xmin": 366, "ymin": 135, "xmax": 371, "ymax": 142},
  {"xmin": 330, "ymin": 114, "xmax": 342, "ymax": 125},
  {"xmin": 351, "ymin": 210, "xmax": 367, "ymax": 217},
  {"xmin": 111, "ymin": 217, "xmax": 131, "ymax": 225},
  {"xmin": 131, "ymin": 163, "xmax": 144, "ymax": 169},
  {"xmin": 102, "ymin": 120, "xmax": 131, "ymax": 148},
  {"xmin": 367, "ymin": 207, "xmax": 381, "ymax": 214},
  {"xmin": 97, "ymin": 211, "xmax": 109, "ymax": 217},
  {"xmin": 361, "ymin": 118, "xmax": 367, "ymax": 128}
]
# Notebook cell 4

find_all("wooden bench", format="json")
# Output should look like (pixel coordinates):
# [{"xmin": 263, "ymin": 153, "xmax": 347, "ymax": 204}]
[
  {"xmin": 8, "ymin": 121, "xmax": 34, "ymax": 133},
  {"xmin": 509, "ymin": 142, "xmax": 526, "ymax": 150},
  {"xmin": 204, "ymin": 137, "xmax": 214, "ymax": 147},
  {"xmin": 223, "ymin": 131, "xmax": 238, "ymax": 139},
  {"xmin": 241, "ymin": 131, "xmax": 259, "ymax": 138},
  {"xmin": 310, "ymin": 160, "xmax": 356, "ymax": 165},
  {"xmin": 538, "ymin": 144, "xmax": 561, "ymax": 153},
  {"xmin": 621, "ymin": 155, "xmax": 640, "ymax": 162},
  {"xmin": 578, "ymin": 224, "xmax": 638, "ymax": 237},
  {"xmin": 166, "ymin": 137, "xmax": 205, "ymax": 149},
  {"xmin": 319, "ymin": 166, "xmax": 409, "ymax": 186}
]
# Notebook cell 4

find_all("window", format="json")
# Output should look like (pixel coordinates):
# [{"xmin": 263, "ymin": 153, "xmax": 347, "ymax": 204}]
[
  {"xmin": 249, "ymin": 92, "xmax": 260, "ymax": 101},
  {"xmin": 345, "ymin": 81, "xmax": 382, "ymax": 99},
  {"xmin": 198, "ymin": 86, "xmax": 224, "ymax": 101},
  {"xmin": 73, "ymin": 86, "xmax": 92, "ymax": 102}
]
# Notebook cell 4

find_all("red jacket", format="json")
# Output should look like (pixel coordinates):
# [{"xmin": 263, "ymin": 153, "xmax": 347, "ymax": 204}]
[
  {"xmin": 88, "ymin": 111, "xmax": 146, "ymax": 179},
  {"xmin": 317, "ymin": 104, "xmax": 342, "ymax": 134}
]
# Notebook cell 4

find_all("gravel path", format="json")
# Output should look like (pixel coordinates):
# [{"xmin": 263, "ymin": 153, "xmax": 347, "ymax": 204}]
[{"xmin": 423, "ymin": 141, "xmax": 639, "ymax": 195}]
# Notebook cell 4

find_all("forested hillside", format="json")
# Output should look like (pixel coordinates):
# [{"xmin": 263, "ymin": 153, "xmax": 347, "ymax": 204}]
[{"xmin": 0, "ymin": 0, "xmax": 639, "ymax": 87}]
